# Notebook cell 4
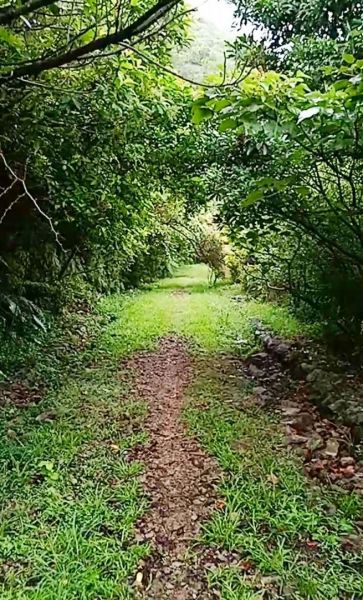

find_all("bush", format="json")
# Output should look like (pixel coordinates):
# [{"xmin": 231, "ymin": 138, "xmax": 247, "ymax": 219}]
[{"xmin": 196, "ymin": 226, "xmax": 227, "ymax": 285}]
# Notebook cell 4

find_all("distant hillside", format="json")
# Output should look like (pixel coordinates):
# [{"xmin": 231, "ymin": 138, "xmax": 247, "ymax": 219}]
[{"xmin": 173, "ymin": 14, "xmax": 232, "ymax": 82}]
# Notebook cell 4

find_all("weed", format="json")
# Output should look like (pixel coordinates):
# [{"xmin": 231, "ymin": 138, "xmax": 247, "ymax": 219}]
[{"xmin": 0, "ymin": 343, "xmax": 148, "ymax": 598}]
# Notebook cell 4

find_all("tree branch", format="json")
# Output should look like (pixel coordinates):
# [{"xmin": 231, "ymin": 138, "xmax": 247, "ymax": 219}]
[
  {"xmin": 0, "ymin": 0, "xmax": 56, "ymax": 25},
  {"xmin": 0, "ymin": 0, "xmax": 181, "ymax": 83},
  {"xmin": 0, "ymin": 152, "xmax": 65, "ymax": 250},
  {"xmin": 120, "ymin": 42, "xmax": 250, "ymax": 89}
]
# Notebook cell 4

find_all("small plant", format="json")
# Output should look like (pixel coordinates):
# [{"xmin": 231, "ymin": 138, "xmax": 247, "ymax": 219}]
[
  {"xmin": 196, "ymin": 230, "xmax": 227, "ymax": 286},
  {"xmin": 37, "ymin": 460, "xmax": 59, "ymax": 481}
]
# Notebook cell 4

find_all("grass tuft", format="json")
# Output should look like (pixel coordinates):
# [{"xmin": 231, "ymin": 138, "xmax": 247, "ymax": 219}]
[{"xmin": 0, "ymin": 356, "xmax": 148, "ymax": 599}]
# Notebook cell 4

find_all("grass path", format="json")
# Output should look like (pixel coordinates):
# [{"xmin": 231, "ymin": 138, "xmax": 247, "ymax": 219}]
[{"xmin": 0, "ymin": 265, "xmax": 362, "ymax": 599}]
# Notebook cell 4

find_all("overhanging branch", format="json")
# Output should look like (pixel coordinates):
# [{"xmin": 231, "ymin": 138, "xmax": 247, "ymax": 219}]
[
  {"xmin": 0, "ymin": 0, "xmax": 181, "ymax": 83},
  {"xmin": 0, "ymin": 0, "xmax": 56, "ymax": 25}
]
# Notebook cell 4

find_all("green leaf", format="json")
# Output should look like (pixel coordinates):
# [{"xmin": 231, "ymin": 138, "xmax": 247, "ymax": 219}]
[
  {"xmin": 297, "ymin": 107, "xmax": 320, "ymax": 123},
  {"xmin": 0, "ymin": 26, "xmax": 21, "ymax": 49},
  {"xmin": 192, "ymin": 105, "xmax": 213, "ymax": 125},
  {"xmin": 333, "ymin": 80, "xmax": 350, "ymax": 91},
  {"xmin": 193, "ymin": 96, "xmax": 208, "ymax": 107},
  {"xmin": 49, "ymin": 3, "xmax": 60, "ymax": 14},
  {"xmin": 342, "ymin": 53, "xmax": 355, "ymax": 65},
  {"xmin": 38, "ymin": 460, "xmax": 54, "ymax": 471},
  {"xmin": 219, "ymin": 118, "xmax": 237, "ymax": 132},
  {"xmin": 213, "ymin": 98, "xmax": 231, "ymax": 112},
  {"xmin": 79, "ymin": 29, "xmax": 94, "ymax": 44},
  {"xmin": 296, "ymin": 186, "xmax": 310, "ymax": 197},
  {"xmin": 242, "ymin": 189, "xmax": 264, "ymax": 207}
]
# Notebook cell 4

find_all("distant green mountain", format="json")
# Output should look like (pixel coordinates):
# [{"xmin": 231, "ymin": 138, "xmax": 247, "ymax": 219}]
[{"xmin": 173, "ymin": 14, "xmax": 232, "ymax": 82}]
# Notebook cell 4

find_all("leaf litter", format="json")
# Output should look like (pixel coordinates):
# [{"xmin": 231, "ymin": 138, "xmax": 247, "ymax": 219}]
[{"xmin": 127, "ymin": 336, "xmax": 221, "ymax": 599}]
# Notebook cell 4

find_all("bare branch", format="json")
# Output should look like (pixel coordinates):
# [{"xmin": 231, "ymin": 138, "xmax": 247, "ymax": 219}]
[
  {"xmin": 0, "ymin": 152, "xmax": 65, "ymax": 250},
  {"xmin": 119, "ymin": 42, "xmax": 250, "ymax": 89},
  {"xmin": 0, "ymin": 193, "xmax": 26, "ymax": 225}
]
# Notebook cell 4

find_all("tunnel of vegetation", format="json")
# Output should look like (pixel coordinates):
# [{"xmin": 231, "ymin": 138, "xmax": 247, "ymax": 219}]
[
  {"xmin": 0, "ymin": 2, "xmax": 363, "ymax": 598},
  {"xmin": 0, "ymin": 0, "xmax": 362, "ymax": 349}
]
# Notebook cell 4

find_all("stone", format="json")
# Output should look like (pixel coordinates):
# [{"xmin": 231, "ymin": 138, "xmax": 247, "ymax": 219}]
[
  {"xmin": 281, "ymin": 405, "xmax": 301, "ymax": 417},
  {"xmin": 288, "ymin": 433, "xmax": 308, "ymax": 445},
  {"xmin": 250, "ymin": 352, "xmax": 268, "ymax": 365},
  {"xmin": 253, "ymin": 386, "xmax": 268, "ymax": 398},
  {"xmin": 293, "ymin": 411, "xmax": 315, "ymax": 430},
  {"xmin": 306, "ymin": 435, "xmax": 324, "ymax": 451},
  {"xmin": 274, "ymin": 343, "xmax": 291, "ymax": 359},
  {"xmin": 340, "ymin": 456, "xmax": 355, "ymax": 467},
  {"xmin": 323, "ymin": 438, "xmax": 340, "ymax": 458},
  {"xmin": 295, "ymin": 447, "xmax": 307, "ymax": 457},
  {"xmin": 301, "ymin": 362, "xmax": 313, "ymax": 374},
  {"xmin": 248, "ymin": 364, "xmax": 263, "ymax": 378}
]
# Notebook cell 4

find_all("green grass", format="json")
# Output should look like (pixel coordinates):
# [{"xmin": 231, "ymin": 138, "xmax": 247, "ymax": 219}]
[
  {"xmin": 99, "ymin": 263, "xmax": 307, "ymax": 356},
  {"xmin": 184, "ymin": 366, "xmax": 363, "ymax": 600},
  {"xmin": 0, "ymin": 350, "xmax": 148, "ymax": 599},
  {"xmin": 0, "ymin": 264, "xmax": 337, "ymax": 599}
]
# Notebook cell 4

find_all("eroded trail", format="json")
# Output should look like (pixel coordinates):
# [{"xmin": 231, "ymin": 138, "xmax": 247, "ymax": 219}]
[{"xmin": 128, "ymin": 337, "xmax": 220, "ymax": 599}]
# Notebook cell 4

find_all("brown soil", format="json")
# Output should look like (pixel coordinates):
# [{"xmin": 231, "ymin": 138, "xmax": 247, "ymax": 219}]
[{"xmin": 127, "ymin": 337, "xmax": 220, "ymax": 599}]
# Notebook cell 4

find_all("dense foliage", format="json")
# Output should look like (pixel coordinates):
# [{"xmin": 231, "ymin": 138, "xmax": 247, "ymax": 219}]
[
  {"xmin": 194, "ymin": 5, "xmax": 363, "ymax": 343},
  {"xmin": 2, "ymin": 0, "xmax": 363, "ymax": 347},
  {"xmin": 0, "ymin": 0, "xmax": 210, "ymax": 333},
  {"xmin": 234, "ymin": 0, "xmax": 362, "ymax": 46}
]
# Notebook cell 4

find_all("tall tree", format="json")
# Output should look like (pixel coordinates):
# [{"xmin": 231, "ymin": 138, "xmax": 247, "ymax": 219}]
[{"xmin": 232, "ymin": 0, "xmax": 362, "ymax": 46}]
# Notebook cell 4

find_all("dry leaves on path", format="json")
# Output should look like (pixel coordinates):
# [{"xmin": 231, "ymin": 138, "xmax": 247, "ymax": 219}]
[{"xmin": 127, "ymin": 337, "xmax": 221, "ymax": 599}]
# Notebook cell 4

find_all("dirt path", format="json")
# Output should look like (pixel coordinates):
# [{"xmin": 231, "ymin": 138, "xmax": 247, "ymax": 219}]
[{"xmin": 127, "ymin": 337, "xmax": 220, "ymax": 599}]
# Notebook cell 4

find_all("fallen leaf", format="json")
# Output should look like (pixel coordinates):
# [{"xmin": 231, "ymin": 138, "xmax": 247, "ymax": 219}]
[
  {"xmin": 267, "ymin": 473, "xmax": 279, "ymax": 485},
  {"xmin": 240, "ymin": 560, "xmax": 254, "ymax": 571},
  {"xmin": 36, "ymin": 411, "xmax": 57, "ymax": 423},
  {"xmin": 306, "ymin": 540, "xmax": 319, "ymax": 549},
  {"xmin": 340, "ymin": 456, "xmax": 355, "ymax": 467},
  {"xmin": 341, "ymin": 465, "xmax": 355, "ymax": 478},
  {"xmin": 109, "ymin": 444, "xmax": 120, "ymax": 452}
]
